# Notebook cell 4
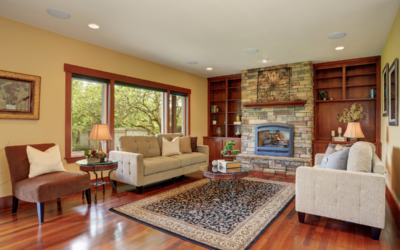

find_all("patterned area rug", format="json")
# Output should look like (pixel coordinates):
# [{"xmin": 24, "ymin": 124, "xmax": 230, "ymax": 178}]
[{"xmin": 110, "ymin": 177, "xmax": 295, "ymax": 250}]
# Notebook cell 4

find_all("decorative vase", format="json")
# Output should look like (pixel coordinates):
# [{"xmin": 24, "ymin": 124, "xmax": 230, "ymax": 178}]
[
  {"xmin": 216, "ymin": 127, "xmax": 222, "ymax": 136},
  {"xmin": 213, "ymin": 120, "xmax": 217, "ymax": 124},
  {"xmin": 236, "ymin": 114, "xmax": 240, "ymax": 122}
]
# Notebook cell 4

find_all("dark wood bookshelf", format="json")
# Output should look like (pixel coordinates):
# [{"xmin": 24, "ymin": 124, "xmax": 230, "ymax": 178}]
[{"xmin": 313, "ymin": 56, "xmax": 382, "ymax": 162}]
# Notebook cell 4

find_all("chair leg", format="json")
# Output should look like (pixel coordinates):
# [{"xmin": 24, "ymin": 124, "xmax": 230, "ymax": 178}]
[
  {"xmin": 298, "ymin": 212, "xmax": 305, "ymax": 223},
  {"xmin": 85, "ymin": 188, "xmax": 91, "ymax": 205},
  {"xmin": 82, "ymin": 191, "xmax": 85, "ymax": 198},
  {"xmin": 371, "ymin": 227, "xmax": 381, "ymax": 240},
  {"xmin": 137, "ymin": 186, "xmax": 143, "ymax": 194},
  {"xmin": 57, "ymin": 198, "xmax": 60, "ymax": 201},
  {"xmin": 37, "ymin": 202, "xmax": 44, "ymax": 224},
  {"xmin": 12, "ymin": 196, "xmax": 18, "ymax": 215}
]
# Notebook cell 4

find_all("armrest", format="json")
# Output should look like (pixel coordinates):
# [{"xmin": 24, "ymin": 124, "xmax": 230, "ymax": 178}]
[
  {"xmin": 197, "ymin": 145, "xmax": 209, "ymax": 165},
  {"xmin": 372, "ymin": 154, "xmax": 384, "ymax": 175},
  {"xmin": 315, "ymin": 153, "xmax": 324, "ymax": 166},
  {"xmin": 109, "ymin": 150, "xmax": 144, "ymax": 187},
  {"xmin": 296, "ymin": 167, "xmax": 385, "ymax": 229}
]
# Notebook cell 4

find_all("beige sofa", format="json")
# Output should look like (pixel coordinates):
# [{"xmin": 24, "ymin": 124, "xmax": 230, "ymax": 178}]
[
  {"xmin": 296, "ymin": 153, "xmax": 385, "ymax": 240},
  {"xmin": 108, "ymin": 133, "xmax": 209, "ymax": 194}
]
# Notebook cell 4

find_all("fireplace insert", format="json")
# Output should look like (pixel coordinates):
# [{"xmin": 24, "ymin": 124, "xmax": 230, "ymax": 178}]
[{"xmin": 254, "ymin": 123, "xmax": 294, "ymax": 157}]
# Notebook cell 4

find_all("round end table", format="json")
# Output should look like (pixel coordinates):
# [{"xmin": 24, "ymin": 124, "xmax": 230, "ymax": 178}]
[{"xmin": 76, "ymin": 159, "xmax": 120, "ymax": 203}]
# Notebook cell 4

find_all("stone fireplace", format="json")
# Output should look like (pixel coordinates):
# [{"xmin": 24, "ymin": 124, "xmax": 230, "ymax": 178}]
[
  {"xmin": 236, "ymin": 61, "xmax": 314, "ymax": 175},
  {"xmin": 255, "ymin": 123, "xmax": 294, "ymax": 157}
]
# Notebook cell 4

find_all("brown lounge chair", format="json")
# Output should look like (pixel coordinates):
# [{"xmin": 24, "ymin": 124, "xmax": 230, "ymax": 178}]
[{"xmin": 5, "ymin": 143, "xmax": 91, "ymax": 224}]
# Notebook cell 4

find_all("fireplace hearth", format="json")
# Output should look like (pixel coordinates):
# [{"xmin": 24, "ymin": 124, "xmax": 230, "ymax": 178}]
[{"xmin": 254, "ymin": 123, "xmax": 294, "ymax": 157}]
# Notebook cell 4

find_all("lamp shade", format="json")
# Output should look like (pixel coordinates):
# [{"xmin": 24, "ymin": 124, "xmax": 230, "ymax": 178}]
[
  {"xmin": 88, "ymin": 124, "xmax": 112, "ymax": 141},
  {"xmin": 343, "ymin": 122, "xmax": 365, "ymax": 138}
]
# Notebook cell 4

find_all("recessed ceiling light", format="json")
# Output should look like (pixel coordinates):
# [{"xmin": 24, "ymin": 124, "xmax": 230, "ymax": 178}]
[
  {"xmin": 262, "ymin": 59, "xmax": 268, "ymax": 63},
  {"xmin": 88, "ymin": 23, "xmax": 100, "ymax": 29},
  {"xmin": 187, "ymin": 61, "xmax": 198, "ymax": 65},
  {"xmin": 206, "ymin": 68, "xmax": 213, "ymax": 71},
  {"xmin": 335, "ymin": 46, "xmax": 345, "ymax": 50},
  {"xmin": 245, "ymin": 48, "xmax": 259, "ymax": 54},
  {"xmin": 328, "ymin": 32, "xmax": 346, "ymax": 39},
  {"xmin": 47, "ymin": 8, "xmax": 71, "ymax": 19}
]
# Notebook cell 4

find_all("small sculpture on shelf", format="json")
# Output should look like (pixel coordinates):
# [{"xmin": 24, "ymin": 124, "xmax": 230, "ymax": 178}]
[{"xmin": 235, "ymin": 128, "xmax": 241, "ymax": 138}]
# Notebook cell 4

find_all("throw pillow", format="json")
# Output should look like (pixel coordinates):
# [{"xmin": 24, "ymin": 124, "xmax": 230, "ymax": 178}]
[
  {"xmin": 162, "ymin": 137, "xmax": 182, "ymax": 157},
  {"xmin": 27, "ymin": 145, "xmax": 66, "ymax": 178},
  {"xmin": 320, "ymin": 147, "xmax": 351, "ymax": 170},
  {"xmin": 190, "ymin": 137, "xmax": 198, "ymax": 152},
  {"xmin": 179, "ymin": 136, "xmax": 192, "ymax": 153},
  {"xmin": 347, "ymin": 141, "xmax": 375, "ymax": 173}
]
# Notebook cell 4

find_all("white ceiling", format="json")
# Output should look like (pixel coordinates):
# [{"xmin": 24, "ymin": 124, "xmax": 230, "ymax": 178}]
[{"xmin": 0, "ymin": 0, "xmax": 399, "ymax": 78}]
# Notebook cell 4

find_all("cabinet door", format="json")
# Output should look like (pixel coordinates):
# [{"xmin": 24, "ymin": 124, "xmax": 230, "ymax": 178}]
[{"xmin": 203, "ymin": 138, "xmax": 224, "ymax": 162}]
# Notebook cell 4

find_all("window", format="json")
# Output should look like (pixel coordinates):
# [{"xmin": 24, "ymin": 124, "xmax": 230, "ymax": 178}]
[
  {"xmin": 71, "ymin": 75, "xmax": 108, "ymax": 156},
  {"xmin": 114, "ymin": 83, "xmax": 163, "ymax": 143},
  {"xmin": 64, "ymin": 64, "xmax": 191, "ymax": 163}
]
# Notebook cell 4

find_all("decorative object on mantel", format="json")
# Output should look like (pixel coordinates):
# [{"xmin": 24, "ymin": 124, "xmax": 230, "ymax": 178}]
[
  {"xmin": 88, "ymin": 124, "xmax": 112, "ymax": 162},
  {"xmin": 243, "ymin": 67, "xmax": 307, "ymax": 108},
  {"xmin": 0, "ymin": 69, "xmax": 41, "ymax": 120},
  {"xmin": 212, "ymin": 115, "xmax": 217, "ymax": 124},
  {"xmin": 336, "ymin": 103, "xmax": 368, "ymax": 142},
  {"xmin": 382, "ymin": 63, "xmax": 389, "ymax": 117},
  {"xmin": 388, "ymin": 58, "xmax": 398, "ymax": 126},
  {"xmin": 221, "ymin": 140, "xmax": 240, "ymax": 161}
]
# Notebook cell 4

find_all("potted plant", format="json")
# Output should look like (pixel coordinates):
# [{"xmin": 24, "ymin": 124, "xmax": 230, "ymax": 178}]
[
  {"xmin": 212, "ymin": 116, "xmax": 217, "ymax": 124},
  {"xmin": 221, "ymin": 141, "xmax": 240, "ymax": 161},
  {"xmin": 336, "ymin": 103, "xmax": 368, "ymax": 142},
  {"xmin": 84, "ymin": 149, "xmax": 107, "ymax": 163}
]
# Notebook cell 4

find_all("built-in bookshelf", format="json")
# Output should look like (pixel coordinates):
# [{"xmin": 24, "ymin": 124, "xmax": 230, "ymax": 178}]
[
  {"xmin": 313, "ymin": 56, "xmax": 382, "ymax": 160},
  {"xmin": 208, "ymin": 74, "xmax": 242, "ymax": 138}
]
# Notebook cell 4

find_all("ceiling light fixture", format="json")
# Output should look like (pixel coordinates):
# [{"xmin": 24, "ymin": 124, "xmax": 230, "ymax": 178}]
[
  {"xmin": 187, "ymin": 61, "xmax": 198, "ymax": 65},
  {"xmin": 206, "ymin": 68, "xmax": 213, "ymax": 71},
  {"xmin": 88, "ymin": 23, "xmax": 100, "ymax": 29},
  {"xmin": 328, "ymin": 32, "xmax": 346, "ymax": 39},
  {"xmin": 245, "ymin": 48, "xmax": 259, "ymax": 54},
  {"xmin": 47, "ymin": 8, "xmax": 71, "ymax": 19},
  {"xmin": 335, "ymin": 46, "xmax": 345, "ymax": 50},
  {"xmin": 262, "ymin": 59, "xmax": 268, "ymax": 63}
]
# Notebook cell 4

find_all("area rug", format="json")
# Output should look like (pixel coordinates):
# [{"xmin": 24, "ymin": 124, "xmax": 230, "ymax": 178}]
[{"xmin": 110, "ymin": 177, "xmax": 295, "ymax": 250}]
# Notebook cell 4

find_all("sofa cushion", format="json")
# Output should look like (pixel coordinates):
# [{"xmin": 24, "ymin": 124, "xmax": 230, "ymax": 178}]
[
  {"xmin": 169, "ymin": 152, "xmax": 207, "ymax": 168},
  {"xmin": 347, "ymin": 141, "xmax": 375, "ymax": 173},
  {"xmin": 162, "ymin": 137, "xmax": 182, "ymax": 157},
  {"xmin": 156, "ymin": 133, "xmax": 183, "ymax": 155},
  {"xmin": 14, "ymin": 172, "xmax": 91, "ymax": 203},
  {"xmin": 119, "ymin": 136, "xmax": 160, "ymax": 158},
  {"xmin": 143, "ymin": 156, "xmax": 180, "ymax": 176},
  {"xmin": 190, "ymin": 137, "xmax": 198, "ymax": 152}
]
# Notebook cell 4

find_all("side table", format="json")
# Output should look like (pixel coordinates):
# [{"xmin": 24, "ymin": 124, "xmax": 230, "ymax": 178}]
[{"xmin": 76, "ymin": 159, "xmax": 120, "ymax": 203}]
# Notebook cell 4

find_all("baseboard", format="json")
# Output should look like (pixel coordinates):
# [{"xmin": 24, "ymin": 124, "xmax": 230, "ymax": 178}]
[
  {"xmin": 386, "ymin": 185, "xmax": 400, "ymax": 228},
  {"xmin": 0, "ymin": 176, "xmax": 115, "ymax": 210}
]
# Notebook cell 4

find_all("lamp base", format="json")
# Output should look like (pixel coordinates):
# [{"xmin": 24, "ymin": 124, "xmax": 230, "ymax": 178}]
[{"xmin": 348, "ymin": 138, "xmax": 358, "ymax": 142}]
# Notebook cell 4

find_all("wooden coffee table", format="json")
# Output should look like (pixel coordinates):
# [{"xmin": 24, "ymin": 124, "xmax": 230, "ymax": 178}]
[
  {"xmin": 199, "ymin": 164, "xmax": 253, "ymax": 199},
  {"xmin": 76, "ymin": 159, "xmax": 119, "ymax": 203}
]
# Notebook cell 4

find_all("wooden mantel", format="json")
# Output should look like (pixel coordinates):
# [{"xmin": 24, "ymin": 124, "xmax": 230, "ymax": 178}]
[{"xmin": 243, "ymin": 100, "xmax": 307, "ymax": 108}]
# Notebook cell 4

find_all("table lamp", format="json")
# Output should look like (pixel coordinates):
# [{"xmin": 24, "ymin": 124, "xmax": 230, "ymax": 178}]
[
  {"xmin": 88, "ymin": 124, "xmax": 112, "ymax": 157},
  {"xmin": 343, "ymin": 122, "xmax": 365, "ymax": 142}
]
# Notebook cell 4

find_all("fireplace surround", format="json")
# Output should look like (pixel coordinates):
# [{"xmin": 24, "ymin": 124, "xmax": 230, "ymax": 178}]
[{"xmin": 255, "ymin": 123, "xmax": 294, "ymax": 157}]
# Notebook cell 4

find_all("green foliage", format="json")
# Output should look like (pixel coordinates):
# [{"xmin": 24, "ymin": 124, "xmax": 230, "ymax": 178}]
[
  {"xmin": 221, "ymin": 141, "xmax": 240, "ymax": 156},
  {"xmin": 71, "ymin": 80, "xmax": 183, "ymax": 151},
  {"xmin": 336, "ymin": 103, "xmax": 368, "ymax": 123}
]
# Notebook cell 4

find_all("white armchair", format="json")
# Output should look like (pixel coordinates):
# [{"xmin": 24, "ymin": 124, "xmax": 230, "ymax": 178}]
[{"xmin": 296, "ymin": 153, "xmax": 385, "ymax": 240}]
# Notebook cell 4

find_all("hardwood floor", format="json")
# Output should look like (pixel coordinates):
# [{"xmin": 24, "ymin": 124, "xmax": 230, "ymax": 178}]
[{"xmin": 0, "ymin": 171, "xmax": 399, "ymax": 250}]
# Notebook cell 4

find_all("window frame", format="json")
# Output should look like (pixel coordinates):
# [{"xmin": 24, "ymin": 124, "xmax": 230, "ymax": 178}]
[{"xmin": 64, "ymin": 64, "xmax": 191, "ymax": 163}]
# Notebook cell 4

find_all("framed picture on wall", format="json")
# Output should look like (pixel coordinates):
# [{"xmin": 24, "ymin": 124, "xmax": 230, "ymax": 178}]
[
  {"xmin": 382, "ymin": 63, "xmax": 389, "ymax": 117},
  {"xmin": 388, "ymin": 58, "xmax": 398, "ymax": 126},
  {"xmin": 0, "ymin": 70, "xmax": 41, "ymax": 120}
]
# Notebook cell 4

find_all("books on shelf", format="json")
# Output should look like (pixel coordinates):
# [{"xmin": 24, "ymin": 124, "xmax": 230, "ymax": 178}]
[{"xmin": 210, "ymin": 105, "xmax": 219, "ymax": 113}]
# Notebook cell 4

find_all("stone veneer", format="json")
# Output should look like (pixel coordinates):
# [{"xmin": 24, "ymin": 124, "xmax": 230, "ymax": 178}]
[{"xmin": 239, "ymin": 61, "xmax": 314, "ymax": 174}]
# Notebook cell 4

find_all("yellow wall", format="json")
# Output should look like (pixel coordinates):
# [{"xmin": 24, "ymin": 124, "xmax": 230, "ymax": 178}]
[
  {"xmin": 0, "ymin": 17, "xmax": 207, "ymax": 198},
  {"xmin": 381, "ymin": 7, "xmax": 400, "ymax": 208}
]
